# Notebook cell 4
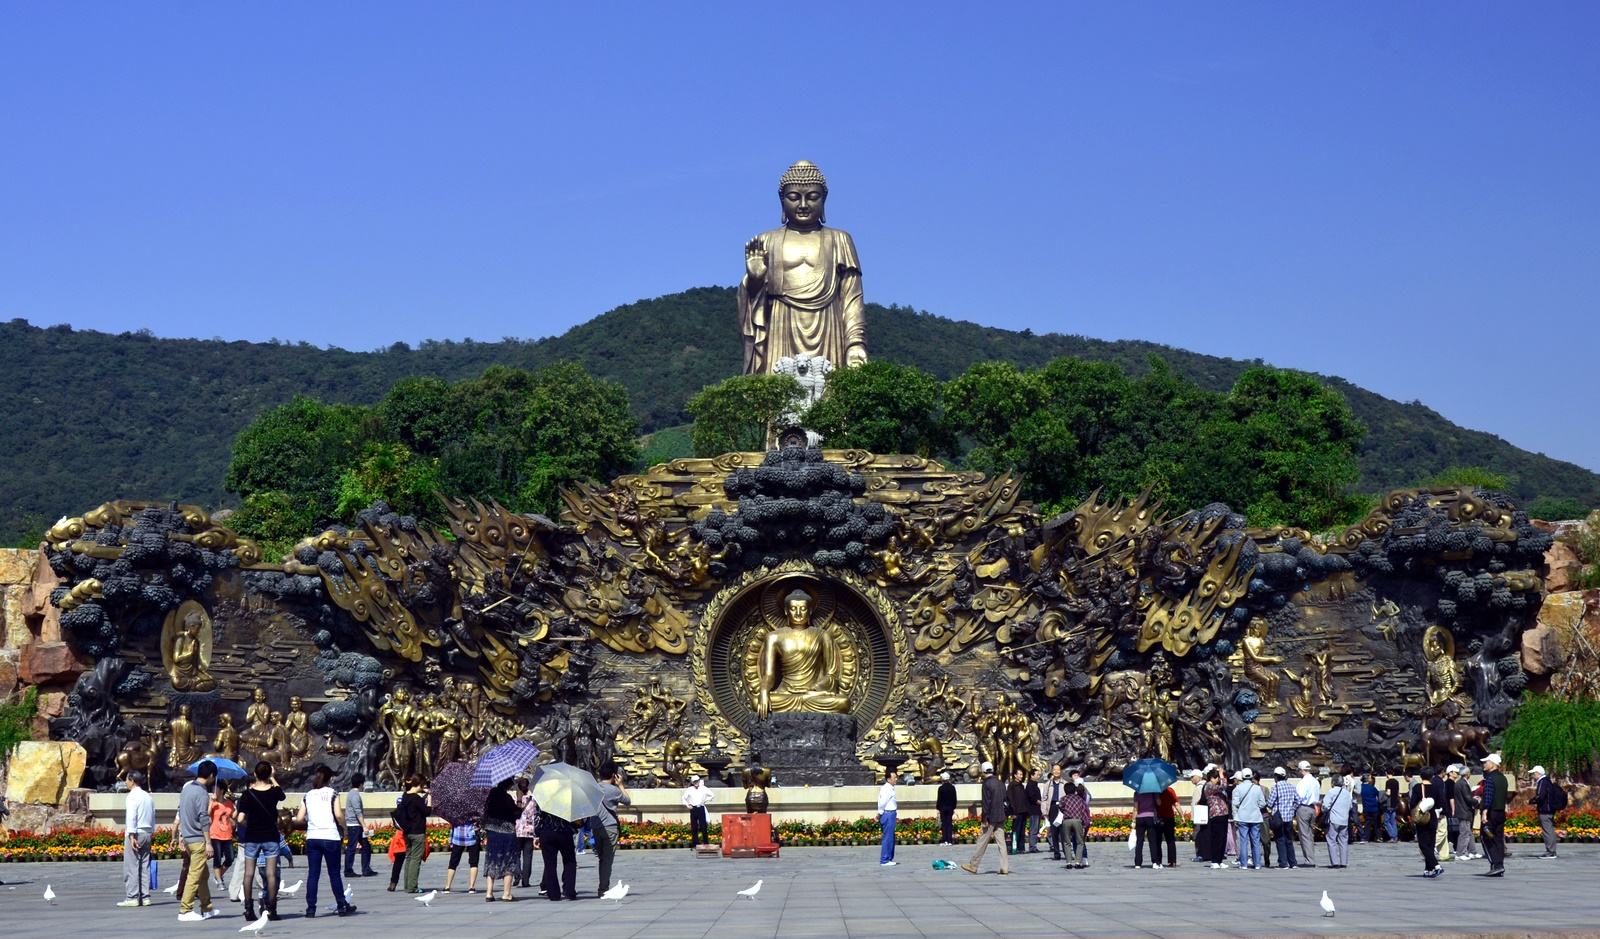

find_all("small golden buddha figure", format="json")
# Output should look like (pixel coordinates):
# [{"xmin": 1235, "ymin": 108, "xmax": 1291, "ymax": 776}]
[
  {"xmin": 167, "ymin": 608, "xmax": 216, "ymax": 692},
  {"xmin": 756, "ymin": 588, "xmax": 850, "ymax": 718},
  {"xmin": 260, "ymin": 711, "xmax": 289, "ymax": 765},
  {"xmin": 1241, "ymin": 618, "xmax": 1282, "ymax": 704},
  {"xmin": 738, "ymin": 160, "xmax": 866, "ymax": 375},
  {"xmin": 241, "ymin": 688, "xmax": 271, "ymax": 749},
  {"xmin": 213, "ymin": 713, "xmax": 240, "ymax": 763}
]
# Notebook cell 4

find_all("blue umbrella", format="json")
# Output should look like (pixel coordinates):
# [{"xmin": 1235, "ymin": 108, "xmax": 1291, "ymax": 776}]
[
  {"xmin": 470, "ymin": 739, "xmax": 540, "ymax": 788},
  {"xmin": 1121, "ymin": 758, "xmax": 1179, "ymax": 795},
  {"xmin": 188, "ymin": 757, "xmax": 247, "ymax": 781}
]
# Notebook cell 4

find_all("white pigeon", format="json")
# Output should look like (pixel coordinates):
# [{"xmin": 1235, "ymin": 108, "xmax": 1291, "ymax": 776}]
[
  {"xmin": 1320, "ymin": 890, "xmax": 1336, "ymax": 918},
  {"xmin": 601, "ymin": 882, "xmax": 629, "ymax": 906},
  {"xmin": 415, "ymin": 889, "xmax": 438, "ymax": 908},
  {"xmin": 239, "ymin": 911, "xmax": 269, "ymax": 934},
  {"xmin": 737, "ymin": 879, "xmax": 762, "ymax": 901},
  {"xmin": 43, "ymin": 884, "xmax": 56, "ymax": 904},
  {"xmin": 278, "ymin": 879, "xmax": 303, "ymax": 896},
  {"xmin": 163, "ymin": 881, "xmax": 180, "ymax": 895}
]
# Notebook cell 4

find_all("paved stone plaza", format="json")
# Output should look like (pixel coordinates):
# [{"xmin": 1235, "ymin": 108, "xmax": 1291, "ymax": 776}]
[{"xmin": 1, "ymin": 842, "xmax": 1597, "ymax": 938}]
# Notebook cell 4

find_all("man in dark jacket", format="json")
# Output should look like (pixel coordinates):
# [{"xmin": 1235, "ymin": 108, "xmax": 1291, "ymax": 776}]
[
  {"xmin": 961, "ymin": 762, "xmax": 1010, "ymax": 875},
  {"xmin": 1006, "ymin": 770, "xmax": 1031, "ymax": 855},
  {"xmin": 1042, "ymin": 765, "xmax": 1066, "ymax": 860},
  {"xmin": 1532, "ymin": 766, "xmax": 1561, "ymax": 859},
  {"xmin": 1428, "ymin": 766, "xmax": 1455, "ymax": 863},
  {"xmin": 1449, "ymin": 765, "xmax": 1480, "ymax": 859},
  {"xmin": 936, "ymin": 773, "xmax": 958, "ymax": 846},
  {"xmin": 1480, "ymin": 753, "xmax": 1509, "ymax": 876}
]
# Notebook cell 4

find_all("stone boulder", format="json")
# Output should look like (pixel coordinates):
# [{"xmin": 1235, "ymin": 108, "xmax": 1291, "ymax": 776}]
[
  {"xmin": 2, "ymin": 740, "xmax": 87, "ymax": 805},
  {"xmin": 18, "ymin": 640, "xmax": 88, "ymax": 685},
  {"xmin": 1537, "ymin": 591, "xmax": 1589, "ymax": 633},
  {"xmin": 1520, "ymin": 625, "xmax": 1564, "ymax": 676},
  {"xmin": 0, "ymin": 651, "xmax": 17, "ymax": 698},
  {"xmin": 1545, "ymin": 540, "xmax": 1585, "ymax": 593}
]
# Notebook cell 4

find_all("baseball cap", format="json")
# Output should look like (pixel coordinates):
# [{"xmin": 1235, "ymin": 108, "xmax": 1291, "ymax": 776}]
[
  {"xmin": 940, "ymin": 772, "xmax": 950, "ymax": 781},
  {"xmin": 1273, "ymin": 766, "xmax": 1287, "ymax": 777},
  {"xmin": 1297, "ymin": 760, "xmax": 1311, "ymax": 770},
  {"xmin": 1241, "ymin": 768, "xmax": 1254, "ymax": 779},
  {"xmin": 1531, "ymin": 765, "xmax": 1546, "ymax": 776},
  {"xmin": 1188, "ymin": 769, "xmax": 1203, "ymax": 779},
  {"xmin": 1481, "ymin": 753, "xmax": 1501, "ymax": 765},
  {"xmin": 689, "ymin": 774, "xmax": 701, "ymax": 782},
  {"xmin": 981, "ymin": 762, "xmax": 994, "ymax": 773}
]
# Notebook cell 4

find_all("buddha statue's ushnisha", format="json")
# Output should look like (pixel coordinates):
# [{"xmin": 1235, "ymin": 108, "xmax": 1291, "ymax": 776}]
[
  {"xmin": 756, "ymin": 588, "xmax": 850, "ymax": 718},
  {"xmin": 738, "ymin": 160, "xmax": 866, "ymax": 375}
]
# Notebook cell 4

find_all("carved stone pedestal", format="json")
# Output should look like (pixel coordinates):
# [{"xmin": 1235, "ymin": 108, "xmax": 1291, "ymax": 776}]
[{"xmin": 749, "ymin": 713, "xmax": 875, "ymax": 786}]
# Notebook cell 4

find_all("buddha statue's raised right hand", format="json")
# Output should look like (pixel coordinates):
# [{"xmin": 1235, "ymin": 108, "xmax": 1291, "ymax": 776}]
[{"xmin": 744, "ymin": 238, "xmax": 767, "ymax": 281}]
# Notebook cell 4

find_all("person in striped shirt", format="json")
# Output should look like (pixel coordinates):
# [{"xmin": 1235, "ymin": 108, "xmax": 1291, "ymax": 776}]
[{"xmin": 1264, "ymin": 767, "xmax": 1300, "ymax": 869}]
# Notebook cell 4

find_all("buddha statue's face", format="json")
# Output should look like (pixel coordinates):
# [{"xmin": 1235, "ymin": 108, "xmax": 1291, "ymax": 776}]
[
  {"xmin": 781, "ymin": 183, "xmax": 825, "ymax": 230},
  {"xmin": 290, "ymin": 696, "xmax": 302, "ymax": 711},
  {"xmin": 786, "ymin": 597, "xmax": 812, "ymax": 627},
  {"xmin": 253, "ymin": 689, "xmax": 266, "ymax": 703}
]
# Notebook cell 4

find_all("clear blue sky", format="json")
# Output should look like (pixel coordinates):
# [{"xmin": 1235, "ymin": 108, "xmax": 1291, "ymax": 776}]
[{"xmin": 3, "ymin": 3, "xmax": 1597, "ymax": 471}]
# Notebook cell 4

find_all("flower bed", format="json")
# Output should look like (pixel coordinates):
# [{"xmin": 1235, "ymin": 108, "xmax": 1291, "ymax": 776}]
[{"xmin": 8, "ymin": 808, "xmax": 1593, "ymax": 860}]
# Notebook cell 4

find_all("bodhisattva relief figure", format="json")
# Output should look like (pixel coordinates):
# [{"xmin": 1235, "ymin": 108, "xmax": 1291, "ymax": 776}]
[
  {"xmin": 1424, "ymin": 625, "xmax": 1465, "ymax": 711},
  {"xmin": 379, "ymin": 686, "xmax": 419, "ymax": 783},
  {"xmin": 1241, "ymin": 618, "xmax": 1282, "ymax": 704},
  {"xmin": 164, "ymin": 604, "xmax": 217, "ymax": 693},
  {"xmin": 285, "ymin": 696, "xmax": 313, "ymax": 766},
  {"xmin": 738, "ymin": 160, "xmax": 866, "ymax": 376},
  {"xmin": 168, "ymin": 704, "xmax": 199, "ymax": 768},
  {"xmin": 213, "ymin": 713, "xmax": 240, "ymax": 763},
  {"xmin": 756, "ymin": 588, "xmax": 850, "ymax": 719}
]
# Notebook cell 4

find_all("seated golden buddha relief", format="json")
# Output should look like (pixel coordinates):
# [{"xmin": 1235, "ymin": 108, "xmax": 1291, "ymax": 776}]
[{"xmin": 750, "ymin": 586, "xmax": 860, "ymax": 719}]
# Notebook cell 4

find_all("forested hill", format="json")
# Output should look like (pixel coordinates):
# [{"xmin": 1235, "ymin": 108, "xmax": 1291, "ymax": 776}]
[{"xmin": 3, "ymin": 286, "xmax": 1596, "ymax": 543}]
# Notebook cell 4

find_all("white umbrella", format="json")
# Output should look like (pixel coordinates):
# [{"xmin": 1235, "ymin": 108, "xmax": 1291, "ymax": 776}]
[{"xmin": 531, "ymin": 762, "xmax": 605, "ymax": 822}]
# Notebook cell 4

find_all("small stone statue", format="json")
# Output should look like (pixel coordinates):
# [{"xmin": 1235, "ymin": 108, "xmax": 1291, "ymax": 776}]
[{"xmin": 168, "ymin": 704, "xmax": 199, "ymax": 768}]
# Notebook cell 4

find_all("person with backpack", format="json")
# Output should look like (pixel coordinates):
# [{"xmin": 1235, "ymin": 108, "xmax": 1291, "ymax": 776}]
[
  {"xmin": 1409, "ymin": 768, "xmax": 1443, "ymax": 878},
  {"xmin": 1531, "ymin": 765, "xmax": 1565, "ymax": 859}
]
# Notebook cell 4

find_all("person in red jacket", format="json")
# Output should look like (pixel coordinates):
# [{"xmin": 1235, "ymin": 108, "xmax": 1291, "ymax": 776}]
[{"xmin": 1156, "ymin": 786, "xmax": 1180, "ymax": 867}]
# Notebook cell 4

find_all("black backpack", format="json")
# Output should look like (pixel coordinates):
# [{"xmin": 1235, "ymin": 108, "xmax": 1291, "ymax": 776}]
[{"xmin": 1547, "ymin": 780, "xmax": 1568, "ymax": 813}]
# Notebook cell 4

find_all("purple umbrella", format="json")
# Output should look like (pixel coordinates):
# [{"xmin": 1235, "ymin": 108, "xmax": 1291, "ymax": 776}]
[
  {"xmin": 428, "ymin": 761, "xmax": 486, "ymax": 827},
  {"xmin": 470, "ymin": 739, "xmax": 541, "ymax": 789}
]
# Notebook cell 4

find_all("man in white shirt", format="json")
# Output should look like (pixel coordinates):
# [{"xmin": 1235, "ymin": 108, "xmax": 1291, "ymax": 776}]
[
  {"xmin": 1295, "ymin": 761, "xmax": 1321, "ymax": 866},
  {"xmin": 876, "ymin": 773, "xmax": 898, "ymax": 866},
  {"xmin": 118, "ymin": 770, "xmax": 156, "ymax": 907},
  {"xmin": 682, "ymin": 775, "xmax": 715, "ymax": 848}
]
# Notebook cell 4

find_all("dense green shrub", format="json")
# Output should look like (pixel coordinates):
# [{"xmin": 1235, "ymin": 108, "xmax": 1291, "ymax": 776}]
[{"xmin": 1500, "ymin": 693, "xmax": 1600, "ymax": 778}]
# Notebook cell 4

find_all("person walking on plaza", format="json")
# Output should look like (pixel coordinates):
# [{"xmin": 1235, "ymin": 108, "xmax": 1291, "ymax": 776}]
[
  {"xmin": 1072, "ymin": 769, "xmax": 1095, "ymax": 865},
  {"xmin": 1201, "ymin": 769, "xmax": 1231, "ymax": 867},
  {"xmin": 1265, "ymin": 767, "xmax": 1299, "ymax": 869},
  {"xmin": 1059, "ymin": 777, "xmax": 1091, "ymax": 869},
  {"xmin": 1132, "ymin": 787, "xmax": 1160, "ymax": 869},
  {"xmin": 342, "ymin": 773, "xmax": 376, "ymax": 878},
  {"xmin": 1480, "ymin": 753, "xmax": 1509, "ymax": 876},
  {"xmin": 1321, "ymin": 773, "xmax": 1353, "ymax": 868},
  {"xmin": 1231, "ymin": 768, "xmax": 1266, "ymax": 870},
  {"xmin": 1410, "ymin": 769, "xmax": 1442, "ymax": 878},
  {"xmin": 208, "ymin": 782, "xmax": 236, "ymax": 893},
  {"xmin": 395, "ymin": 774, "xmax": 431, "ymax": 893},
  {"xmin": 876, "ymin": 772, "xmax": 899, "ymax": 866},
  {"xmin": 1187, "ymin": 769, "xmax": 1207, "ymax": 861},
  {"xmin": 1450, "ymin": 765, "xmax": 1480, "ymax": 860},
  {"xmin": 960, "ymin": 762, "xmax": 1010, "ymax": 876},
  {"xmin": 234, "ymin": 761, "xmax": 285, "ymax": 921},
  {"xmin": 1294, "ymin": 761, "xmax": 1320, "ymax": 866},
  {"xmin": 443, "ymin": 819, "xmax": 481, "ymax": 894},
  {"xmin": 176, "ymin": 759, "xmax": 219, "ymax": 921},
  {"xmin": 1383, "ymin": 772, "xmax": 1401, "ymax": 841},
  {"xmin": 936, "ymin": 772, "xmax": 957, "ymax": 846},
  {"xmin": 1043, "ymin": 765, "xmax": 1065, "ymax": 860},
  {"xmin": 1532, "ymin": 765, "xmax": 1564, "ymax": 859},
  {"xmin": 594, "ymin": 764, "xmax": 631, "ymax": 895},
  {"xmin": 1359, "ymin": 774, "xmax": 1381, "ymax": 843},
  {"xmin": 1006, "ymin": 769, "xmax": 1029, "ymax": 855},
  {"xmin": 514, "ymin": 780, "xmax": 538, "ymax": 888},
  {"xmin": 1428, "ymin": 763, "xmax": 1454, "ymax": 863},
  {"xmin": 480, "ymin": 776, "xmax": 521, "ymax": 902},
  {"xmin": 118, "ymin": 770, "xmax": 155, "ymax": 908},
  {"xmin": 295, "ymin": 764, "xmax": 356, "ymax": 918},
  {"xmin": 682, "ymin": 775, "xmax": 714, "ymax": 848},
  {"xmin": 1025, "ymin": 768, "xmax": 1044, "ymax": 853}
]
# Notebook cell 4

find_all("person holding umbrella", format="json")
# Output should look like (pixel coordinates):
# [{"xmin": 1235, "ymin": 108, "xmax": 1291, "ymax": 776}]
[
  {"xmin": 1120, "ymin": 757, "xmax": 1180, "ymax": 868},
  {"xmin": 531, "ymin": 761, "xmax": 606, "ymax": 901},
  {"xmin": 480, "ymin": 776, "xmax": 522, "ymax": 903}
]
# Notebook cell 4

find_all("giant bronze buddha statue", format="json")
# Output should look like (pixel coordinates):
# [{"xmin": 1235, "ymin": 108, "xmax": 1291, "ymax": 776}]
[
  {"xmin": 738, "ymin": 160, "xmax": 866, "ymax": 376},
  {"xmin": 756, "ymin": 589, "xmax": 850, "ymax": 718}
]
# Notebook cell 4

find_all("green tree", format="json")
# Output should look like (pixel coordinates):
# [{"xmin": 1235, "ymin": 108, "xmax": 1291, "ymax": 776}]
[
  {"xmin": 0, "ymin": 687, "xmax": 39, "ymax": 767},
  {"xmin": 1202, "ymin": 368, "xmax": 1366, "ymax": 529},
  {"xmin": 514, "ymin": 362, "xmax": 640, "ymax": 515},
  {"xmin": 805, "ymin": 361, "xmax": 950, "ymax": 456},
  {"xmin": 1423, "ymin": 466, "xmax": 1511, "ymax": 491},
  {"xmin": 1528, "ymin": 495, "xmax": 1589, "ymax": 522},
  {"xmin": 944, "ymin": 361, "xmax": 1083, "ymax": 505},
  {"xmin": 1500, "ymin": 693, "xmax": 1600, "ymax": 779},
  {"xmin": 686, "ymin": 373, "xmax": 803, "ymax": 457},
  {"xmin": 334, "ymin": 442, "xmax": 443, "ymax": 518},
  {"xmin": 224, "ymin": 395, "xmax": 371, "ymax": 535}
]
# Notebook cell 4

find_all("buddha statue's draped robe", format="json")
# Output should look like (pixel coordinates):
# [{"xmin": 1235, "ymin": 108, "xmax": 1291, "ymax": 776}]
[{"xmin": 738, "ymin": 226, "xmax": 865, "ymax": 375}]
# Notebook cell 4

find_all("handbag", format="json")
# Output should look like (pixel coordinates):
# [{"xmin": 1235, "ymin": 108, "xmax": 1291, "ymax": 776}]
[{"xmin": 1193, "ymin": 803, "xmax": 1210, "ymax": 825}]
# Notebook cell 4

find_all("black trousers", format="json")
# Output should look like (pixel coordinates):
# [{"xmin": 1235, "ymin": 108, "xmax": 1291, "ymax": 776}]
[
  {"xmin": 1133, "ymin": 816, "xmax": 1159, "ymax": 866},
  {"xmin": 1159, "ymin": 816, "xmax": 1177, "ymax": 866},
  {"xmin": 1048, "ymin": 817, "xmax": 1066, "ymax": 858},
  {"xmin": 516, "ymin": 837, "xmax": 534, "ymax": 886},
  {"xmin": 688, "ymin": 806, "xmax": 709, "ymax": 846},
  {"xmin": 1010, "ymin": 815, "xmax": 1028, "ymax": 854},
  {"xmin": 938, "ymin": 810, "xmax": 955, "ymax": 844},
  {"xmin": 539, "ymin": 838, "xmax": 577, "ymax": 900},
  {"xmin": 1272, "ymin": 818, "xmax": 1297, "ymax": 867},
  {"xmin": 1483, "ymin": 809, "xmax": 1506, "ymax": 870},
  {"xmin": 1418, "ymin": 817, "xmax": 1439, "ymax": 871},
  {"xmin": 343, "ymin": 825, "xmax": 372, "ymax": 874}
]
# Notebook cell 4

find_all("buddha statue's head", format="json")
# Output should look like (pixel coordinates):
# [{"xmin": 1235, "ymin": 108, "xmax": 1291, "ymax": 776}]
[
  {"xmin": 253, "ymin": 688, "xmax": 266, "ymax": 704},
  {"xmin": 219, "ymin": 714, "xmax": 233, "ymax": 727},
  {"xmin": 779, "ymin": 160, "xmax": 827, "ymax": 230},
  {"xmin": 178, "ymin": 704, "xmax": 191, "ymax": 719},
  {"xmin": 784, "ymin": 588, "xmax": 814, "ymax": 628}
]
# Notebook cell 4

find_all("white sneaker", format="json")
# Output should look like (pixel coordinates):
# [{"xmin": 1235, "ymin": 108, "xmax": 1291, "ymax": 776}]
[
  {"xmin": 176, "ymin": 911, "xmax": 204, "ymax": 922},
  {"xmin": 880, "ymin": 861, "xmax": 897, "ymax": 866},
  {"xmin": 1153, "ymin": 862, "xmax": 1162, "ymax": 868},
  {"xmin": 200, "ymin": 910, "xmax": 217, "ymax": 920}
]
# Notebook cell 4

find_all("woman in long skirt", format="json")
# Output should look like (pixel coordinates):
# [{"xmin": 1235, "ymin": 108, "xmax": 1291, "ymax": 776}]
[{"xmin": 480, "ymin": 777, "xmax": 522, "ymax": 902}]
